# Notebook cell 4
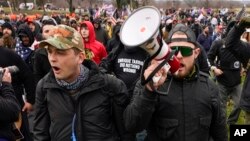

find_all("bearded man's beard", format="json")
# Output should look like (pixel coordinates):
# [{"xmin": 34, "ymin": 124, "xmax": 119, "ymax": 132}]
[{"xmin": 3, "ymin": 35, "xmax": 15, "ymax": 49}]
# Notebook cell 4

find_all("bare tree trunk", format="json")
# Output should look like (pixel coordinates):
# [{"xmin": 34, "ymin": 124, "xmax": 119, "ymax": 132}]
[
  {"xmin": 23, "ymin": 0, "xmax": 27, "ymax": 10},
  {"xmin": 68, "ymin": 0, "xmax": 73, "ymax": 14},
  {"xmin": 9, "ymin": 0, "xmax": 17, "ymax": 11},
  {"xmin": 205, "ymin": 0, "xmax": 209, "ymax": 8},
  {"xmin": 183, "ymin": 0, "xmax": 196, "ymax": 8}
]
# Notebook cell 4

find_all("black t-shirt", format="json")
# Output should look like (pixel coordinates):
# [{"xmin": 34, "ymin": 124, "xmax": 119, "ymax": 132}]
[{"xmin": 114, "ymin": 47, "xmax": 148, "ymax": 93}]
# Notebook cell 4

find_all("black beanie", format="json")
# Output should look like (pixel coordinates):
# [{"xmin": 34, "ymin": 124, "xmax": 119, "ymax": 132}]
[{"xmin": 1, "ymin": 22, "xmax": 15, "ymax": 38}]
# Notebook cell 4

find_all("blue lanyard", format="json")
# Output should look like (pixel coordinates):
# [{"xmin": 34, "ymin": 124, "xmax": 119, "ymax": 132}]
[{"xmin": 71, "ymin": 114, "xmax": 77, "ymax": 141}]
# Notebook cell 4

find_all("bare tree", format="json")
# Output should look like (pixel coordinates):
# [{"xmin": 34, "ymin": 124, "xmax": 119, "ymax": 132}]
[
  {"xmin": 141, "ymin": 0, "xmax": 149, "ymax": 6},
  {"xmin": 9, "ymin": 0, "xmax": 18, "ymax": 11},
  {"xmin": 183, "ymin": 0, "xmax": 197, "ymax": 8},
  {"xmin": 67, "ymin": 0, "xmax": 73, "ymax": 13},
  {"xmin": 23, "ymin": 0, "xmax": 27, "ymax": 9},
  {"xmin": 201, "ymin": 0, "xmax": 209, "ymax": 8}
]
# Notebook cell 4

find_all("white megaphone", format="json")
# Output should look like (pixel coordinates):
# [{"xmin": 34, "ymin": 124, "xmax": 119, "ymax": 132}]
[{"xmin": 120, "ymin": 6, "xmax": 180, "ymax": 83}]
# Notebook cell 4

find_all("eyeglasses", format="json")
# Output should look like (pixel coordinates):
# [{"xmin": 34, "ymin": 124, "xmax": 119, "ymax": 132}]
[{"xmin": 171, "ymin": 46, "xmax": 195, "ymax": 57}]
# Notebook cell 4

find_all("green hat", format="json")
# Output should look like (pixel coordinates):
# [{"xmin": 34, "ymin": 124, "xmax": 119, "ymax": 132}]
[{"xmin": 39, "ymin": 24, "xmax": 84, "ymax": 52}]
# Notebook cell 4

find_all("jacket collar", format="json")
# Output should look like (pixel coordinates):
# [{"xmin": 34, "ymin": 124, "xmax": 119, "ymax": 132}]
[{"xmin": 43, "ymin": 60, "xmax": 106, "ymax": 94}]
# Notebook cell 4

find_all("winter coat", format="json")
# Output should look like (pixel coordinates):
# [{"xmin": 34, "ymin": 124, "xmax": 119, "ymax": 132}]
[
  {"xmin": 0, "ymin": 82, "xmax": 20, "ymax": 141},
  {"xmin": 33, "ymin": 60, "xmax": 134, "ymax": 141},
  {"xmin": 0, "ymin": 47, "xmax": 35, "ymax": 106},
  {"xmin": 225, "ymin": 26, "xmax": 250, "ymax": 112},
  {"xmin": 33, "ymin": 48, "xmax": 51, "ymax": 85},
  {"xmin": 208, "ymin": 39, "xmax": 241, "ymax": 87},
  {"xmin": 124, "ymin": 69, "xmax": 227, "ymax": 141}
]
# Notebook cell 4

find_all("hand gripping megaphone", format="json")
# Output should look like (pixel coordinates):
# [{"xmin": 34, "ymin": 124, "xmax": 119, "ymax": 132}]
[{"xmin": 120, "ymin": 6, "xmax": 180, "ymax": 88}]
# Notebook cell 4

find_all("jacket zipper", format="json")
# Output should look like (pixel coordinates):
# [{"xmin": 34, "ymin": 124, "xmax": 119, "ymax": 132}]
[{"xmin": 182, "ymin": 81, "xmax": 185, "ymax": 141}]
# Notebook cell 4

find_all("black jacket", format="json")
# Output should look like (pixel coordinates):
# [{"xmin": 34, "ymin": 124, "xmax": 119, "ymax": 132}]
[
  {"xmin": 225, "ymin": 26, "xmax": 250, "ymax": 112},
  {"xmin": 207, "ymin": 39, "xmax": 241, "ymax": 87},
  {"xmin": 106, "ymin": 25, "xmax": 121, "ymax": 53},
  {"xmin": 124, "ymin": 70, "xmax": 227, "ymax": 141},
  {"xmin": 34, "ymin": 60, "xmax": 133, "ymax": 141},
  {"xmin": 0, "ymin": 47, "xmax": 35, "ymax": 106},
  {"xmin": 196, "ymin": 42, "xmax": 211, "ymax": 74},
  {"xmin": 94, "ymin": 24, "xmax": 109, "ymax": 47},
  {"xmin": 33, "ymin": 48, "xmax": 51, "ymax": 85},
  {"xmin": 0, "ymin": 82, "xmax": 20, "ymax": 141}
]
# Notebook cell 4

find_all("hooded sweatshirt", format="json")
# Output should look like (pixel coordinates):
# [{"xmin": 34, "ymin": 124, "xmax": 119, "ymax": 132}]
[
  {"xmin": 80, "ymin": 21, "xmax": 107, "ymax": 64},
  {"xmin": 16, "ymin": 24, "xmax": 35, "ymax": 71}
]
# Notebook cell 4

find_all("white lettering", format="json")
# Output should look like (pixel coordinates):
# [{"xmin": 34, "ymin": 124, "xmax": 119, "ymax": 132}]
[
  {"xmin": 120, "ymin": 63, "xmax": 125, "ymax": 67},
  {"xmin": 123, "ymin": 68, "xmax": 136, "ymax": 73},
  {"xmin": 234, "ymin": 129, "xmax": 241, "ymax": 136},
  {"xmin": 234, "ymin": 129, "xmax": 247, "ymax": 136},
  {"xmin": 118, "ymin": 58, "xmax": 131, "ymax": 63}
]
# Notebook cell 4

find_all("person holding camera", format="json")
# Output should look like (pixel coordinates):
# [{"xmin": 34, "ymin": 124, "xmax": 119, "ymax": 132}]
[
  {"xmin": 0, "ymin": 45, "xmax": 35, "ymax": 141},
  {"xmin": 123, "ymin": 23, "xmax": 227, "ymax": 141},
  {"xmin": 0, "ymin": 68, "xmax": 20, "ymax": 141}
]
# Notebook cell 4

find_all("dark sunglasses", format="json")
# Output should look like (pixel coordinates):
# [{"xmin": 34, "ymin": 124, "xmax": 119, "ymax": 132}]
[{"xmin": 171, "ymin": 46, "xmax": 195, "ymax": 57}]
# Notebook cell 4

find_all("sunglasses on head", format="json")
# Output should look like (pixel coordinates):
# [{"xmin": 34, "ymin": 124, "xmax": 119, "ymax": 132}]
[{"xmin": 171, "ymin": 46, "xmax": 195, "ymax": 57}]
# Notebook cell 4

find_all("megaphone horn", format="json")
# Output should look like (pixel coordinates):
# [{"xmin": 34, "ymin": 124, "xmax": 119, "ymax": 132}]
[{"xmin": 120, "ymin": 6, "xmax": 180, "ymax": 82}]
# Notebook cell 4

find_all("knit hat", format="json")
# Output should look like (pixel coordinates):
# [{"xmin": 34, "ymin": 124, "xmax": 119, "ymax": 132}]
[
  {"xmin": 39, "ymin": 24, "xmax": 84, "ymax": 52},
  {"xmin": 1, "ymin": 22, "xmax": 15, "ymax": 38},
  {"xmin": 167, "ymin": 23, "xmax": 197, "ymax": 46}
]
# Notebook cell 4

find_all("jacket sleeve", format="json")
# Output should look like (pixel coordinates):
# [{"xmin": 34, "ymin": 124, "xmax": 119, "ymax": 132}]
[
  {"xmin": 123, "ymin": 81, "xmax": 158, "ymax": 133},
  {"xmin": 209, "ymin": 80, "xmax": 228, "ymax": 141},
  {"xmin": 197, "ymin": 34, "xmax": 204, "ymax": 44},
  {"xmin": 207, "ymin": 40, "xmax": 220, "ymax": 67},
  {"xmin": 16, "ymin": 55, "xmax": 36, "ymax": 104},
  {"xmin": 33, "ymin": 79, "xmax": 51, "ymax": 141},
  {"xmin": 33, "ymin": 51, "xmax": 47, "ymax": 85},
  {"xmin": 197, "ymin": 43, "xmax": 210, "ymax": 74},
  {"xmin": 100, "ymin": 44, "xmax": 108, "ymax": 61},
  {"xmin": 225, "ymin": 26, "xmax": 250, "ymax": 66},
  {"xmin": 99, "ymin": 49, "xmax": 115, "ymax": 74},
  {"xmin": 0, "ymin": 82, "xmax": 20, "ymax": 123},
  {"xmin": 106, "ymin": 75, "xmax": 134, "ymax": 141}
]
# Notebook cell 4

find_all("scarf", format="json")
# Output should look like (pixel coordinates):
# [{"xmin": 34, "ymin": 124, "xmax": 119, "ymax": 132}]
[{"xmin": 56, "ymin": 65, "xmax": 89, "ymax": 90}]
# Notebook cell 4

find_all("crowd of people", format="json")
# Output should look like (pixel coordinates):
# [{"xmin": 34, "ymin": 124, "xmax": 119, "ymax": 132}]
[{"xmin": 0, "ymin": 4, "xmax": 250, "ymax": 141}]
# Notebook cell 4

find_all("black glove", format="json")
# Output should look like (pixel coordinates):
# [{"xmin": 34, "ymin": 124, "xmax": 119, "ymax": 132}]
[{"xmin": 238, "ymin": 17, "xmax": 250, "ymax": 30}]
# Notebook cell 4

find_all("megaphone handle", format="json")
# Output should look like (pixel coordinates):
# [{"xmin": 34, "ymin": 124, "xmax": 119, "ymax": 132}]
[{"xmin": 152, "ymin": 63, "xmax": 170, "ymax": 83}]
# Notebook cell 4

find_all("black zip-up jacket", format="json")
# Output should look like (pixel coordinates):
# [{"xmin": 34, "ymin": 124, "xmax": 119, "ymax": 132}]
[
  {"xmin": 207, "ymin": 39, "xmax": 241, "ymax": 87},
  {"xmin": 225, "ymin": 26, "xmax": 250, "ymax": 112},
  {"xmin": 124, "ymin": 70, "xmax": 227, "ymax": 141},
  {"xmin": 0, "ymin": 82, "xmax": 20, "ymax": 141},
  {"xmin": 33, "ymin": 48, "xmax": 51, "ymax": 85},
  {"xmin": 33, "ymin": 60, "xmax": 133, "ymax": 141}
]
